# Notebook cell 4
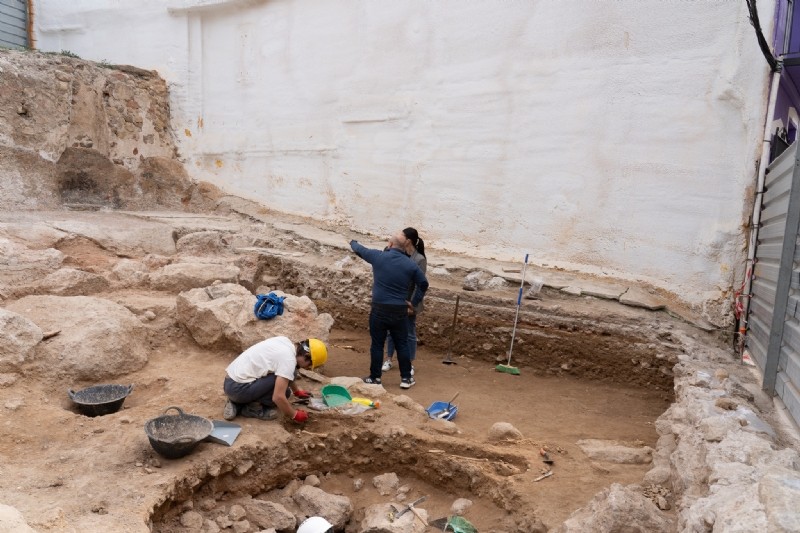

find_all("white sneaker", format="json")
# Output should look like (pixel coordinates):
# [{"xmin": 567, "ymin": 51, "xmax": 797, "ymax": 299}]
[
  {"xmin": 410, "ymin": 365, "xmax": 415, "ymax": 376},
  {"xmin": 381, "ymin": 360, "xmax": 393, "ymax": 372}
]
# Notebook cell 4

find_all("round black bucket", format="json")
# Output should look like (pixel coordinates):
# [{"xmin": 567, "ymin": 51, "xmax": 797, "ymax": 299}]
[
  {"xmin": 144, "ymin": 406, "xmax": 213, "ymax": 459},
  {"xmin": 68, "ymin": 384, "xmax": 134, "ymax": 417}
]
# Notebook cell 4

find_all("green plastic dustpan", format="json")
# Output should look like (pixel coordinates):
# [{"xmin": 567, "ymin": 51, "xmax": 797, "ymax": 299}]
[{"xmin": 321, "ymin": 384, "xmax": 352, "ymax": 407}]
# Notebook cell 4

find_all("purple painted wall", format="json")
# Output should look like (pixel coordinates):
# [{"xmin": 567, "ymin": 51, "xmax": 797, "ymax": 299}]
[
  {"xmin": 772, "ymin": 0, "xmax": 800, "ymax": 156},
  {"xmin": 775, "ymin": 0, "xmax": 790, "ymax": 52}
]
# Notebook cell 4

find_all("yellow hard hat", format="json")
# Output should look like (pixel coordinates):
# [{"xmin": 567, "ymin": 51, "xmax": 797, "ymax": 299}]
[{"xmin": 307, "ymin": 338, "xmax": 328, "ymax": 369}]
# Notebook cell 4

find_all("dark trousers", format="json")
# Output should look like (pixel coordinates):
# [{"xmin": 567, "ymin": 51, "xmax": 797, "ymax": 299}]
[
  {"xmin": 369, "ymin": 304, "xmax": 412, "ymax": 379},
  {"xmin": 387, "ymin": 314, "xmax": 418, "ymax": 361},
  {"xmin": 223, "ymin": 375, "xmax": 290, "ymax": 407}
]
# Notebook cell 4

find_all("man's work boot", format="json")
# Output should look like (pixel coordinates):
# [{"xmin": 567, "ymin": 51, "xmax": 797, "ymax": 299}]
[
  {"xmin": 241, "ymin": 402, "xmax": 278, "ymax": 421},
  {"xmin": 223, "ymin": 399, "xmax": 238, "ymax": 421}
]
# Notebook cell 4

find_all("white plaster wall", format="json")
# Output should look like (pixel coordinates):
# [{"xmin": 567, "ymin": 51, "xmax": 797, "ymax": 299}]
[{"xmin": 33, "ymin": 0, "xmax": 775, "ymax": 318}]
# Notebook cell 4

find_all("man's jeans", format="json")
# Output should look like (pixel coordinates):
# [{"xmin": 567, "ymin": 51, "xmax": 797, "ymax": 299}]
[
  {"xmin": 223, "ymin": 375, "xmax": 290, "ymax": 407},
  {"xmin": 386, "ymin": 314, "xmax": 417, "ymax": 362},
  {"xmin": 369, "ymin": 304, "xmax": 412, "ymax": 379}
]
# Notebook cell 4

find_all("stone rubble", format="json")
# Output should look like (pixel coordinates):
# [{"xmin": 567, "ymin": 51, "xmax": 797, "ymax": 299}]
[
  {"xmin": 575, "ymin": 439, "xmax": 654, "ymax": 465},
  {"xmin": 243, "ymin": 499, "xmax": 296, "ymax": 531},
  {"xmin": 487, "ymin": 422, "xmax": 523, "ymax": 441},
  {"xmin": 359, "ymin": 503, "xmax": 428, "ymax": 533},
  {"xmin": 450, "ymin": 498, "xmax": 473, "ymax": 516},
  {"xmin": 555, "ymin": 483, "xmax": 673, "ymax": 532},
  {"xmin": 292, "ymin": 485, "xmax": 353, "ymax": 530},
  {"xmin": 372, "ymin": 473, "xmax": 400, "ymax": 496}
]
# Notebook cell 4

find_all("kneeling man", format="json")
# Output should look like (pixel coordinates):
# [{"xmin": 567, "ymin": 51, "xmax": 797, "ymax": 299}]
[{"xmin": 223, "ymin": 336, "xmax": 327, "ymax": 423}]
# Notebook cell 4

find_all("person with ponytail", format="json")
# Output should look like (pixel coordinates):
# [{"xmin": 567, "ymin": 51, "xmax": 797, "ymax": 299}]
[{"xmin": 383, "ymin": 227, "xmax": 427, "ymax": 375}]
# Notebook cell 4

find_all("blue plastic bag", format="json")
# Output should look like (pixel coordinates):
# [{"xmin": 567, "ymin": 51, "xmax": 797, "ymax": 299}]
[{"xmin": 254, "ymin": 292, "xmax": 285, "ymax": 320}]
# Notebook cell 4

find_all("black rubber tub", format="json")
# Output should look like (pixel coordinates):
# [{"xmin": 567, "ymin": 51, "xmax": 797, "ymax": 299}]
[
  {"xmin": 144, "ymin": 406, "xmax": 213, "ymax": 459},
  {"xmin": 68, "ymin": 384, "xmax": 134, "ymax": 417}
]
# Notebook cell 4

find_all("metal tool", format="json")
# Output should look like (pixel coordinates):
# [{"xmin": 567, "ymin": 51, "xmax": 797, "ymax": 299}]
[
  {"xmin": 443, "ymin": 295, "xmax": 460, "ymax": 364},
  {"xmin": 389, "ymin": 496, "xmax": 427, "ymax": 523}
]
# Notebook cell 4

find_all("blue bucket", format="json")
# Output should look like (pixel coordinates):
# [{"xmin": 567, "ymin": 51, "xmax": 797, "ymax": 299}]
[{"xmin": 426, "ymin": 401, "xmax": 458, "ymax": 421}]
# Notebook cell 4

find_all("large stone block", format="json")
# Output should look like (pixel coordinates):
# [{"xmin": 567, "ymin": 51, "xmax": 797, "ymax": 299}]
[
  {"xmin": 6, "ymin": 295, "xmax": 147, "ymax": 379},
  {"xmin": 243, "ymin": 500, "xmax": 296, "ymax": 532},
  {"xmin": 0, "ymin": 308, "xmax": 43, "ymax": 372},
  {"xmin": 292, "ymin": 485, "xmax": 352, "ymax": 530},
  {"xmin": 176, "ymin": 284, "xmax": 333, "ymax": 351},
  {"xmin": 759, "ymin": 467, "xmax": 800, "ymax": 532},
  {"xmin": 556, "ymin": 483, "xmax": 672, "ymax": 533},
  {"xmin": 576, "ymin": 439, "xmax": 653, "ymax": 464}
]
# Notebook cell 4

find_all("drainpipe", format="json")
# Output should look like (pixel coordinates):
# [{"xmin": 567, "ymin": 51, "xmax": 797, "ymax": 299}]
[
  {"xmin": 740, "ymin": 65, "xmax": 783, "ymax": 352},
  {"xmin": 26, "ymin": 0, "xmax": 35, "ymax": 49}
]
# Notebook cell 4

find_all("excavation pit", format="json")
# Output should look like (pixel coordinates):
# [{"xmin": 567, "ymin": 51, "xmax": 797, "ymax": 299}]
[
  {"xmin": 149, "ymin": 423, "xmax": 536, "ymax": 532},
  {"xmin": 0, "ymin": 209, "xmax": 688, "ymax": 532}
]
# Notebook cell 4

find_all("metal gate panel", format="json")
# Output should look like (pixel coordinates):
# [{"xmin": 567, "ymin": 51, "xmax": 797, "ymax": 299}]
[
  {"xmin": 776, "ymin": 373, "xmax": 800, "ymax": 423},
  {"xmin": 747, "ymin": 140, "xmax": 800, "ymax": 426},
  {"xmin": 748, "ymin": 143, "xmax": 797, "ymax": 374},
  {"xmin": 0, "ymin": 0, "xmax": 27, "ymax": 49}
]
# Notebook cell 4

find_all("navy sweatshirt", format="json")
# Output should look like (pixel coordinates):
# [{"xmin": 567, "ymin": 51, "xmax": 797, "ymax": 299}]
[{"xmin": 350, "ymin": 240, "xmax": 429, "ymax": 307}]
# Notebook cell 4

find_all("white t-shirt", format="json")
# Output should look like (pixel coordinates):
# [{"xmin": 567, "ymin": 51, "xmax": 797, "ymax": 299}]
[{"xmin": 226, "ymin": 336, "xmax": 297, "ymax": 383}]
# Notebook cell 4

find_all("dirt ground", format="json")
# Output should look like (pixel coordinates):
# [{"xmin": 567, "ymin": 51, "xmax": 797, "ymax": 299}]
[
  {"xmin": 0, "ymin": 209, "xmax": 690, "ymax": 531},
  {"xmin": 0, "ymin": 323, "xmax": 669, "ymax": 532},
  {"xmin": 323, "ymin": 328, "xmax": 670, "ymax": 525}
]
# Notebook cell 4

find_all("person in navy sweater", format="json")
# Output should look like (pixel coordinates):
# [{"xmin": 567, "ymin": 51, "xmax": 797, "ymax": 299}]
[{"xmin": 350, "ymin": 235, "xmax": 429, "ymax": 388}]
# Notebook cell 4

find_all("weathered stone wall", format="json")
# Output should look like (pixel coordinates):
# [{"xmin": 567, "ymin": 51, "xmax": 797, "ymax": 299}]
[
  {"xmin": 558, "ymin": 329, "xmax": 800, "ymax": 532},
  {"xmin": 0, "ymin": 49, "xmax": 221, "ymax": 211}
]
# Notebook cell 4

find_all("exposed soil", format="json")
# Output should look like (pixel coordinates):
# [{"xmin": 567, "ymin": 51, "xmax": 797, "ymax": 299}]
[{"xmin": 0, "ymin": 209, "xmax": 695, "ymax": 531}]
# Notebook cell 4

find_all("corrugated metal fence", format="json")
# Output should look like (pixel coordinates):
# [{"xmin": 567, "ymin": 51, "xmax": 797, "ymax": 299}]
[
  {"xmin": 0, "ymin": 0, "xmax": 27, "ymax": 49},
  {"xmin": 747, "ymin": 141, "xmax": 800, "ymax": 426}
]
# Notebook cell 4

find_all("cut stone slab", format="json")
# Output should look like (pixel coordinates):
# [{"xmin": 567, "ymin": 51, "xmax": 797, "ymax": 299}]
[
  {"xmin": 561, "ymin": 286, "xmax": 582, "ymax": 296},
  {"xmin": 0, "ymin": 221, "xmax": 68, "ymax": 249},
  {"xmin": 619, "ymin": 287, "xmax": 666, "ymax": 311},
  {"xmin": 49, "ymin": 217, "xmax": 176, "ymax": 256},
  {"xmin": 542, "ymin": 275, "xmax": 575, "ymax": 290},
  {"xmin": 149, "ymin": 262, "xmax": 240, "ymax": 292},
  {"xmin": 330, "ymin": 376, "xmax": 363, "ymax": 389},
  {"xmin": 580, "ymin": 284, "xmax": 627, "ymax": 300},
  {"xmin": 234, "ymin": 246, "xmax": 306, "ymax": 258},
  {"xmin": 576, "ymin": 439, "xmax": 653, "ymax": 464}
]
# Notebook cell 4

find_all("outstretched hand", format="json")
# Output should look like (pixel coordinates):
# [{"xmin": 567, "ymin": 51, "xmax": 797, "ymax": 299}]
[{"xmin": 294, "ymin": 389, "xmax": 312, "ymax": 399}]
